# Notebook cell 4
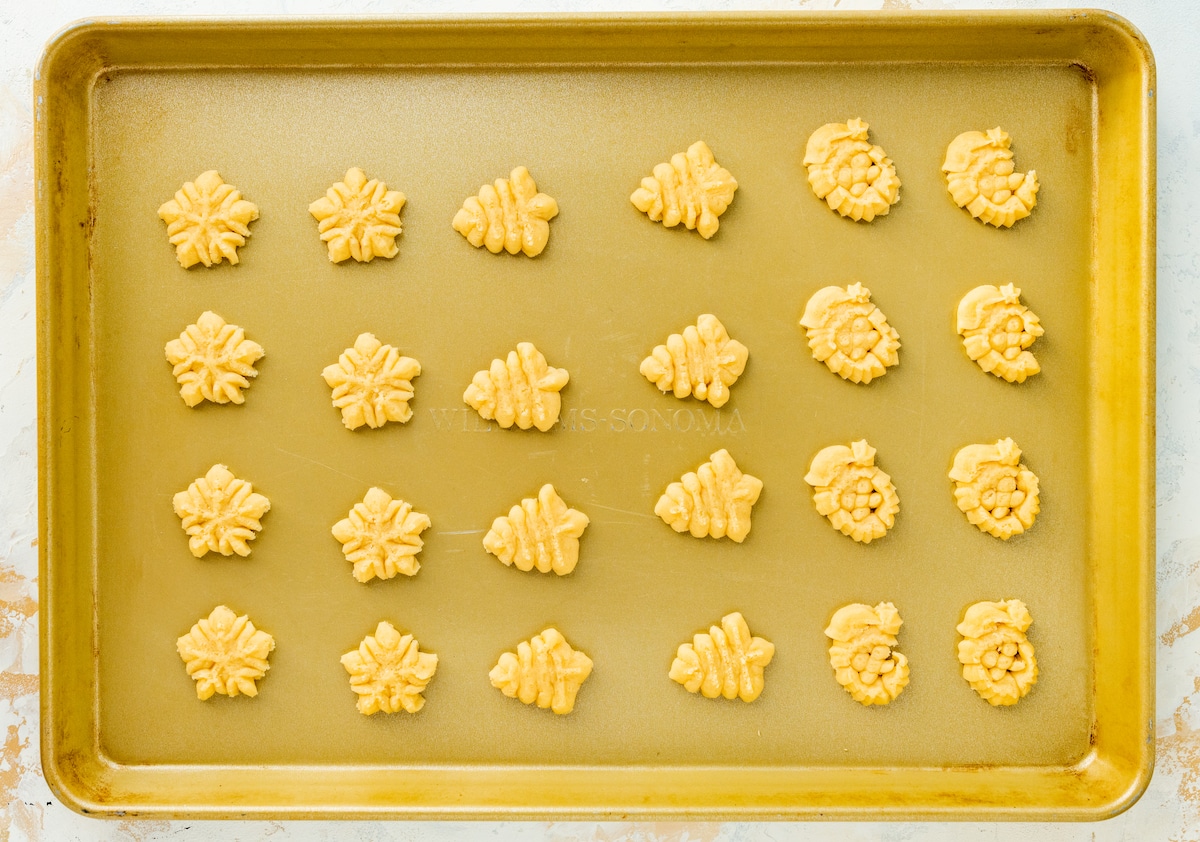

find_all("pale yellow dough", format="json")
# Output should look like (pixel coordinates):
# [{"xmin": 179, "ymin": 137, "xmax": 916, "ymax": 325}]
[
  {"xmin": 943, "ymin": 128, "xmax": 1039, "ymax": 228},
  {"xmin": 164, "ymin": 311, "xmax": 264, "ymax": 407},
  {"xmin": 640, "ymin": 314, "xmax": 748, "ymax": 408},
  {"xmin": 158, "ymin": 170, "xmax": 259, "ymax": 268},
  {"xmin": 949, "ymin": 438, "xmax": 1040, "ymax": 540},
  {"xmin": 800, "ymin": 284, "xmax": 900, "ymax": 384},
  {"xmin": 489, "ymin": 628, "xmax": 593, "ymax": 715},
  {"xmin": 452, "ymin": 166, "xmax": 558, "ymax": 257},
  {"xmin": 655, "ymin": 449, "xmax": 763, "ymax": 543},
  {"xmin": 825, "ymin": 602, "xmax": 909, "ymax": 706},
  {"xmin": 669, "ymin": 612, "xmax": 774, "ymax": 703},
  {"xmin": 463, "ymin": 342, "xmax": 568, "ymax": 432},
  {"xmin": 957, "ymin": 284, "xmax": 1043, "ymax": 383},
  {"xmin": 805, "ymin": 440, "xmax": 899, "ymax": 544},
  {"xmin": 177, "ymin": 605, "xmax": 274, "ymax": 700},
  {"xmin": 483, "ymin": 484, "xmax": 589, "ymax": 576},
  {"xmin": 804, "ymin": 119, "xmax": 900, "ymax": 222},
  {"xmin": 309, "ymin": 167, "xmax": 406, "ymax": 263},
  {"xmin": 173, "ymin": 464, "xmax": 270, "ymax": 558},
  {"xmin": 957, "ymin": 599, "xmax": 1038, "ymax": 706},
  {"xmin": 332, "ymin": 488, "xmax": 432, "ymax": 583},
  {"xmin": 322, "ymin": 333, "xmax": 421, "ymax": 431},
  {"xmin": 630, "ymin": 141, "xmax": 738, "ymax": 239},
  {"xmin": 342, "ymin": 621, "xmax": 438, "ymax": 715}
]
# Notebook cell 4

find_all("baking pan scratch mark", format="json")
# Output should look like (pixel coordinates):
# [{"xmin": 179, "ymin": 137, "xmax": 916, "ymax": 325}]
[
  {"xmin": 588, "ymin": 502, "xmax": 657, "ymax": 519},
  {"xmin": 272, "ymin": 447, "xmax": 368, "ymax": 484}
]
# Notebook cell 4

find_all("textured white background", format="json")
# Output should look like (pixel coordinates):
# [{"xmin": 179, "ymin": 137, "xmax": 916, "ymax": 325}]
[{"xmin": 1, "ymin": 0, "xmax": 1194, "ymax": 840}]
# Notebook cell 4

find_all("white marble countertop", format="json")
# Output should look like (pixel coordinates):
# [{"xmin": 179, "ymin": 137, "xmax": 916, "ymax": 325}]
[{"xmin": 2, "ymin": 0, "xmax": 1194, "ymax": 839}]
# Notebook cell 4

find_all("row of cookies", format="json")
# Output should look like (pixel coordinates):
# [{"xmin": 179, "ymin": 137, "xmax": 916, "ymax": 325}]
[
  {"xmin": 164, "ymin": 287, "xmax": 1041, "ymax": 431},
  {"xmin": 157, "ymin": 123, "xmax": 1038, "ymax": 268},
  {"xmin": 176, "ymin": 600, "xmax": 1038, "ymax": 713}
]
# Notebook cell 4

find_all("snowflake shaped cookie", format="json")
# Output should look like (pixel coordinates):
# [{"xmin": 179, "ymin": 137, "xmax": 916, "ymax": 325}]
[
  {"xmin": 669, "ymin": 612, "xmax": 775, "ymax": 703},
  {"xmin": 949, "ymin": 438, "xmax": 1040, "ymax": 539},
  {"xmin": 322, "ymin": 333, "xmax": 421, "ymax": 431},
  {"xmin": 172, "ymin": 464, "xmax": 270, "ymax": 558},
  {"xmin": 957, "ymin": 599, "xmax": 1038, "ymax": 705},
  {"xmin": 157, "ymin": 170, "xmax": 259, "ymax": 268},
  {"xmin": 804, "ymin": 119, "xmax": 901, "ymax": 222},
  {"xmin": 341, "ymin": 621, "xmax": 438, "ymax": 715},
  {"xmin": 452, "ymin": 166, "xmax": 558, "ymax": 257},
  {"xmin": 309, "ymin": 167, "xmax": 406, "ymax": 263},
  {"xmin": 804, "ymin": 440, "xmax": 899, "ymax": 544},
  {"xmin": 957, "ymin": 284, "xmax": 1043, "ymax": 383},
  {"xmin": 943, "ymin": 127, "xmax": 1039, "ymax": 228},
  {"xmin": 176, "ymin": 605, "xmax": 274, "ymax": 699},
  {"xmin": 800, "ymin": 284, "xmax": 900, "ymax": 384},
  {"xmin": 489, "ymin": 627, "xmax": 593, "ymax": 715},
  {"xmin": 332, "ymin": 487, "xmax": 432, "ymax": 583},
  {"xmin": 640, "ymin": 314, "xmax": 748, "ymax": 408},
  {"xmin": 164, "ymin": 311, "xmax": 264, "ymax": 407},
  {"xmin": 825, "ymin": 602, "xmax": 909, "ymax": 706},
  {"xmin": 630, "ymin": 141, "xmax": 738, "ymax": 239}
]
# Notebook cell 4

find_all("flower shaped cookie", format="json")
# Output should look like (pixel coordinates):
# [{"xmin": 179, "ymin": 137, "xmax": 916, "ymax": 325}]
[
  {"xmin": 957, "ymin": 599, "xmax": 1038, "ymax": 705},
  {"xmin": 341, "ymin": 621, "xmax": 438, "ymax": 715},
  {"xmin": 176, "ymin": 605, "xmax": 274, "ymax": 699},
  {"xmin": 164, "ymin": 311, "xmax": 264, "ymax": 407},
  {"xmin": 804, "ymin": 119, "xmax": 901, "ymax": 222},
  {"xmin": 332, "ymin": 487, "xmax": 432, "ymax": 583},
  {"xmin": 800, "ymin": 284, "xmax": 900, "ymax": 384},
  {"xmin": 309, "ymin": 167, "xmax": 406, "ymax": 263},
  {"xmin": 669, "ymin": 612, "xmax": 775, "ymax": 703},
  {"xmin": 157, "ymin": 170, "xmax": 258, "ymax": 268},
  {"xmin": 173, "ymin": 464, "xmax": 270, "ymax": 558},
  {"xmin": 825, "ymin": 602, "xmax": 909, "ymax": 706},
  {"xmin": 805, "ymin": 440, "xmax": 899, "ymax": 544},
  {"xmin": 957, "ymin": 284, "xmax": 1043, "ymax": 383},
  {"xmin": 949, "ymin": 438, "xmax": 1040, "ymax": 539},
  {"xmin": 322, "ymin": 333, "xmax": 421, "ymax": 431},
  {"xmin": 630, "ymin": 141, "xmax": 738, "ymax": 239}
]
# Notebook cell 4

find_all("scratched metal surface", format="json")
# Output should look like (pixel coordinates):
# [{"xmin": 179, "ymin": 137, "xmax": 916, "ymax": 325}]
[{"xmin": 2, "ymin": 0, "xmax": 1195, "ymax": 840}]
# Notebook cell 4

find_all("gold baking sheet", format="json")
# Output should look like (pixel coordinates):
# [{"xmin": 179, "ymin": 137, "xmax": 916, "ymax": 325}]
[{"xmin": 36, "ymin": 12, "xmax": 1154, "ymax": 819}]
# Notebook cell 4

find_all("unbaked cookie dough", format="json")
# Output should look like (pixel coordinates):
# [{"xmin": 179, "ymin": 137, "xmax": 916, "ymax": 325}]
[
  {"xmin": 800, "ymin": 284, "xmax": 900, "ymax": 384},
  {"xmin": 309, "ymin": 167, "xmax": 406, "ymax": 263},
  {"xmin": 630, "ymin": 140, "xmax": 738, "ymax": 239},
  {"xmin": 332, "ymin": 487, "xmax": 432, "ymax": 583},
  {"xmin": 943, "ymin": 128, "xmax": 1039, "ymax": 228},
  {"xmin": 804, "ymin": 440, "xmax": 899, "ymax": 544},
  {"xmin": 173, "ymin": 464, "xmax": 270, "ymax": 558},
  {"xmin": 825, "ymin": 602, "xmax": 909, "ymax": 706},
  {"xmin": 804, "ymin": 119, "xmax": 901, "ymax": 222},
  {"xmin": 164, "ymin": 311, "xmax": 264, "ymax": 407},
  {"xmin": 640, "ymin": 314, "xmax": 748, "ymax": 408},
  {"xmin": 957, "ymin": 599, "xmax": 1038, "ymax": 706},
  {"xmin": 957, "ymin": 284, "xmax": 1043, "ymax": 383},
  {"xmin": 489, "ymin": 628, "xmax": 593, "ymax": 715},
  {"xmin": 949, "ymin": 438, "xmax": 1040, "ymax": 539},
  {"xmin": 483, "ymin": 484, "xmax": 589, "ymax": 576},
  {"xmin": 452, "ymin": 166, "xmax": 558, "ymax": 257},
  {"xmin": 158, "ymin": 171, "xmax": 259, "ymax": 268},
  {"xmin": 322, "ymin": 333, "xmax": 421, "ymax": 431},
  {"xmin": 341, "ymin": 621, "xmax": 438, "ymax": 715},
  {"xmin": 655, "ymin": 449, "xmax": 763, "ymax": 543},
  {"xmin": 177, "ymin": 605, "xmax": 274, "ymax": 699},
  {"xmin": 669, "ymin": 611, "xmax": 775, "ymax": 703},
  {"xmin": 463, "ymin": 342, "xmax": 569, "ymax": 432}
]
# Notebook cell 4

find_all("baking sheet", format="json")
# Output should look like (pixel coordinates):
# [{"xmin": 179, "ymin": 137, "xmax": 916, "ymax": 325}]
[{"xmin": 36, "ymin": 13, "xmax": 1154, "ymax": 819}]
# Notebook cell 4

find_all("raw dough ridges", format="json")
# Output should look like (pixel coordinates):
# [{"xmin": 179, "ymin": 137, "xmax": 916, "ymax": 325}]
[
  {"xmin": 804, "ymin": 119, "xmax": 900, "ymax": 222},
  {"xmin": 158, "ymin": 170, "xmax": 258, "ymax": 268},
  {"xmin": 177, "ymin": 605, "xmax": 274, "ymax": 700},
  {"xmin": 640, "ymin": 314, "xmax": 748, "ymax": 408},
  {"xmin": 463, "ymin": 342, "xmax": 569, "ymax": 432},
  {"xmin": 342, "ymin": 621, "xmax": 438, "ymax": 715},
  {"xmin": 943, "ymin": 127, "xmax": 1039, "ymax": 228},
  {"xmin": 825, "ymin": 602, "xmax": 909, "ymax": 706},
  {"xmin": 452, "ymin": 166, "xmax": 558, "ymax": 257},
  {"xmin": 654, "ymin": 449, "xmax": 763, "ymax": 543},
  {"xmin": 309, "ymin": 167, "xmax": 406, "ymax": 263},
  {"xmin": 164, "ymin": 311, "xmax": 264, "ymax": 407},
  {"xmin": 957, "ymin": 599, "xmax": 1038, "ymax": 705},
  {"xmin": 630, "ymin": 140, "xmax": 738, "ymax": 239},
  {"xmin": 483, "ymin": 484, "xmax": 589, "ymax": 576},
  {"xmin": 489, "ymin": 628, "xmax": 593, "ymax": 715},
  {"xmin": 669, "ymin": 611, "xmax": 774, "ymax": 703}
]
